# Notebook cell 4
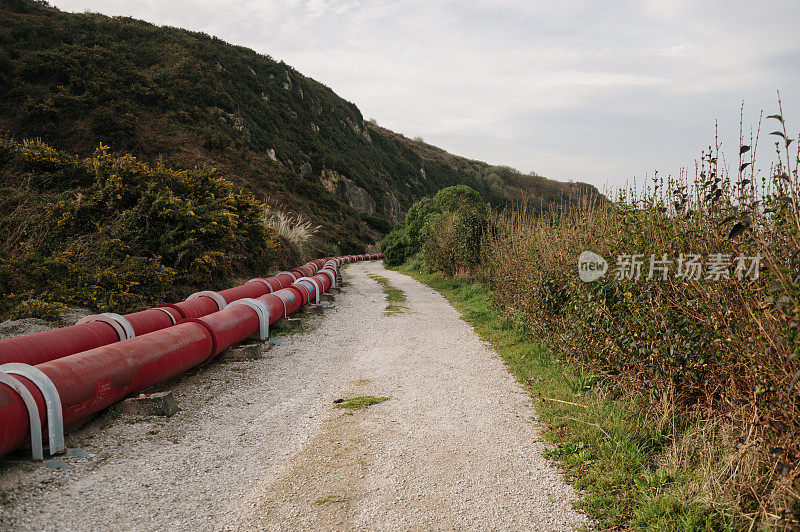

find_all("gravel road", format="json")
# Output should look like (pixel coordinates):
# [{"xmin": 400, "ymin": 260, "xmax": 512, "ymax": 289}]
[{"xmin": 0, "ymin": 261, "xmax": 586, "ymax": 531}]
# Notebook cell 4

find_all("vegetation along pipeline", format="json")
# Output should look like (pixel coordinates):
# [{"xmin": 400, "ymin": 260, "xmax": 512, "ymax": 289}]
[{"xmin": 0, "ymin": 253, "xmax": 383, "ymax": 459}]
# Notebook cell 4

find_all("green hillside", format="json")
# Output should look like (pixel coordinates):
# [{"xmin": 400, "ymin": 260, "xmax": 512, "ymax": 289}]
[{"xmin": 0, "ymin": 0, "xmax": 601, "ymax": 318}]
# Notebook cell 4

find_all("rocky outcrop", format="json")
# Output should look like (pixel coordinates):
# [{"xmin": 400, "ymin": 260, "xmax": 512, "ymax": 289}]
[
  {"xmin": 208, "ymin": 106, "xmax": 246, "ymax": 133},
  {"xmin": 383, "ymin": 193, "xmax": 403, "ymax": 224},
  {"xmin": 320, "ymin": 169, "xmax": 376, "ymax": 215},
  {"xmin": 345, "ymin": 117, "xmax": 372, "ymax": 142}
]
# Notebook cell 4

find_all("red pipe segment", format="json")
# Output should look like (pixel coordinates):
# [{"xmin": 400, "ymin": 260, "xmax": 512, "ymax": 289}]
[
  {"xmin": 188, "ymin": 305, "xmax": 260, "ymax": 359},
  {"xmin": 0, "ymin": 265, "xmax": 325, "ymax": 366},
  {"xmin": 0, "ymin": 322, "xmax": 120, "ymax": 368},
  {"xmin": 293, "ymin": 273, "xmax": 333, "ymax": 304},
  {"xmin": 0, "ymin": 322, "xmax": 215, "ymax": 457},
  {"xmin": 314, "ymin": 272, "xmax": 334, "ymax": 292},
  {"xmin": 292, "ymin": 282, "xmax": 313, "ymax": 306},
  {"xmin": 164, "ymin": 297, "xmax": 220, "ymax": 320},
  {"xmin": 216, "ymin": 283, "xmax": 270, "ymax": 305},
  {"xmin": 291, "ymin": 265, "xmax": 315, "ymax": 278},
  {"xmin": 248, "ymin": 278, "xmax": 280, "ymax": 292},
  {"xmin": 260, "ymin": 288, "xmax": 303, "ymax": 322},
  {"xmin": 125, "ymin": 308, "xmax": 179, "ymax": 333},
  {"xmin": 273, "ymin": 272, "xmax": 296, "ymax": 286},
  {"xmin": 0, "ymin": 254, "xmax": 379, "ymax": 457},
  {"xmin": 0, "ymin": 306, "xmax": 184, "ymax": 367}
]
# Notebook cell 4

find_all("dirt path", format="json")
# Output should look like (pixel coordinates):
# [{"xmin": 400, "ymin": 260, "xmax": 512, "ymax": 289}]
[{"xmin": 0, "ymin": 262, "xmax": 585, "ymax": 531}]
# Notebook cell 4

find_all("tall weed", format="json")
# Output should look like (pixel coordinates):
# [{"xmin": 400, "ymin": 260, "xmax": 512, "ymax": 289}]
[{"xmin": 483, "ymin": 100, "xmax": 799, "ymax": 526}]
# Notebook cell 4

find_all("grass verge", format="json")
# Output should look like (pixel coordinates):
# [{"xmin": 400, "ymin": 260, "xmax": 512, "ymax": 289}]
[{"xmin": 395, "ymin": 263, "xmax": 739, "ymax": 531}]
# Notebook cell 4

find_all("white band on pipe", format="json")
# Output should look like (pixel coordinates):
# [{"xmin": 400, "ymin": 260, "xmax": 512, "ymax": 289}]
[
  {"xmin": 320, "ymin": 265, "xmax": 337, "ymax": 278},
  {"xmin": 0, "ymin": 363, "xmax": 64, "ymax": 455},
  {"xmin": 292, "ymin": 281, "xmax": 313, "ymax": 303},
  {"xmin": 226, "ymin": 298, "xmax": 270, "ymax": 341},
  {"xmin": 273, "ymin": 291, "xmax": 291, "ymax": 318},
  {"xmin": 152, "ymin": 306, "xmax": 177, "ymax": 325},
  {"xmin": 317, "ymin": 269, "xmax": 335, "ymax": 288},
  {"xmin": 186, "ymin": 290, "xmax": 226, "ymax": 311},
  {"xmin": 246, "ymin": 278, "xmax": 275, "ymax": 293},
  {"xmin": 101, "ymin": 313, "xmax": 135, "ymax": 339},
  {"xmin": 76, "ymin": 314, "xmax": 127, "ymax": 341},
  {"xmin": 0, "ymin": 373, "xmax": 43, "ymax": 460},
  {"xmin": 296, "ymin": 277, "xmax": 321, "ymax": 304}
]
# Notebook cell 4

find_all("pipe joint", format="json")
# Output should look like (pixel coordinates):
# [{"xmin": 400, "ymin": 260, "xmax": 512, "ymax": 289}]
[
  {"xmin": 246, "ymin": 278, "xmax": 275, "ymax": 293},
  {"xmin": 276, "ymin": 271, "xmax": 297, "ymax": 281}
]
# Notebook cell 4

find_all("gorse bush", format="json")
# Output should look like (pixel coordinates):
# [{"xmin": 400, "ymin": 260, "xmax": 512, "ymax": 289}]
[{"xmin": 0, "ymin": 139, "xmax": 278, "ymax": 318}]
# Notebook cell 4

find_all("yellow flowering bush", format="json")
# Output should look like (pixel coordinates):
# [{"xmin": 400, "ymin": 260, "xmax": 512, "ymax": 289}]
[{"xmin": 0, "ymin": 139, "xmax": 279, "ymax": 319}]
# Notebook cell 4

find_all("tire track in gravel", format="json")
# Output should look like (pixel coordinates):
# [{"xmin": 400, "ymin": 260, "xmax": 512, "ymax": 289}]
[{"xmin": 0, "ymin": 261, "xmax": 585, "ymax": 531}]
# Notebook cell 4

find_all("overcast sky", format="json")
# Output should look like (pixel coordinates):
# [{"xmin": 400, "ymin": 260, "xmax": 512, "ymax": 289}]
[{"xmin": 51, "ymin": 0, "xmax": 800, "ymax": 190}]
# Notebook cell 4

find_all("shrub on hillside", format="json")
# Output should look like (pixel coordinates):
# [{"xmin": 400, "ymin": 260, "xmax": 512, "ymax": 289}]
[
  {"xmin": 425, "ymin": 204, "xmax": 487, "ymax": 276},
  {"xmin": 380, "ymin": 227, "xmax": 413, "ymax": 267},
  {"xmin": 0, "ymin": 139, "xmax": 279, "ymax": 318},
  {"xmin": 385, "ymin": 185, "xmax": 484, "ymax": 262},
  {"xmin": 360, "ymin": 213, "xmax": 392, "ymax": 235}
]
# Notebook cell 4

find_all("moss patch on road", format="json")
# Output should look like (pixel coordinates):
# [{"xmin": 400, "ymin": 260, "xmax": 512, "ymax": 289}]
[
  {"xmin": 368, "ymin": 274, "xmax": 406, "ymax": 314},
  {"xmin": 334, "ymin": 396, "xmax": 389, "ymax": 409}
]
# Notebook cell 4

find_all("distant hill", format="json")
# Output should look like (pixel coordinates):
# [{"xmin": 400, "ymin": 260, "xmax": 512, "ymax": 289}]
[{"xmin": 0, "ymin": 0, "xmax": 601, "ymax": 254}]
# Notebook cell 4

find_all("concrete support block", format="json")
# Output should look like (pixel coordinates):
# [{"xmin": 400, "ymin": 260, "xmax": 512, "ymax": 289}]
[
  {"xmin": 219, "ymin": 342, "xmax": 263, "ymax": 361},
  {"xmin": 282, "ymin": 317, "xmax": 302, "ymax": 329},
  {"xmin": 121, "ymin": 391, "xmax": 179, "ymax": 417}
]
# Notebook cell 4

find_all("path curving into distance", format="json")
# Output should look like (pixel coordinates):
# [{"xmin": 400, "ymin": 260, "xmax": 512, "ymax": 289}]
[{"xmin": 0, "ymin": 261, "xmax": 585, "ymax": 531}]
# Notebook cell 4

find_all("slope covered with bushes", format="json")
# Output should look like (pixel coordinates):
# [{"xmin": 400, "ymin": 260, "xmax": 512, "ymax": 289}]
[
  {"xmin": 0, "ymin": 0, "xmax": 598, "ymax": 256},
  {"xmin": 0, "ymin": 139, "xmax": 278, "ymax": 319}
]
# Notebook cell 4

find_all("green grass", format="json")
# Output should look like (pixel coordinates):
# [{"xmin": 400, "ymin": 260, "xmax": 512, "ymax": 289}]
[
  {"xmin": 334, "ymin": 396, "xmax": 389, "ymax": 409},
  {"xmin": 395, "ymin": 263, "xmax": 736, "ymax": 531},
  {"xmin": 314, "ymin": 494, "xmax": 346, "ymax": 505},
  {"xmin": 368, "ymin": 274, "xmax": 407, "ymax": 313}
]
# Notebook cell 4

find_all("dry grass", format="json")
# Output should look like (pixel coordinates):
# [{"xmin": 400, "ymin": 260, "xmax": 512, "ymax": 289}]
[
  {"xmin": 261, "ymin": 206, "xmax": 321, "ymax": 261},
  {"xmin": 481, "ymin": 99, "xmax": 800, "ymax": 527}
]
